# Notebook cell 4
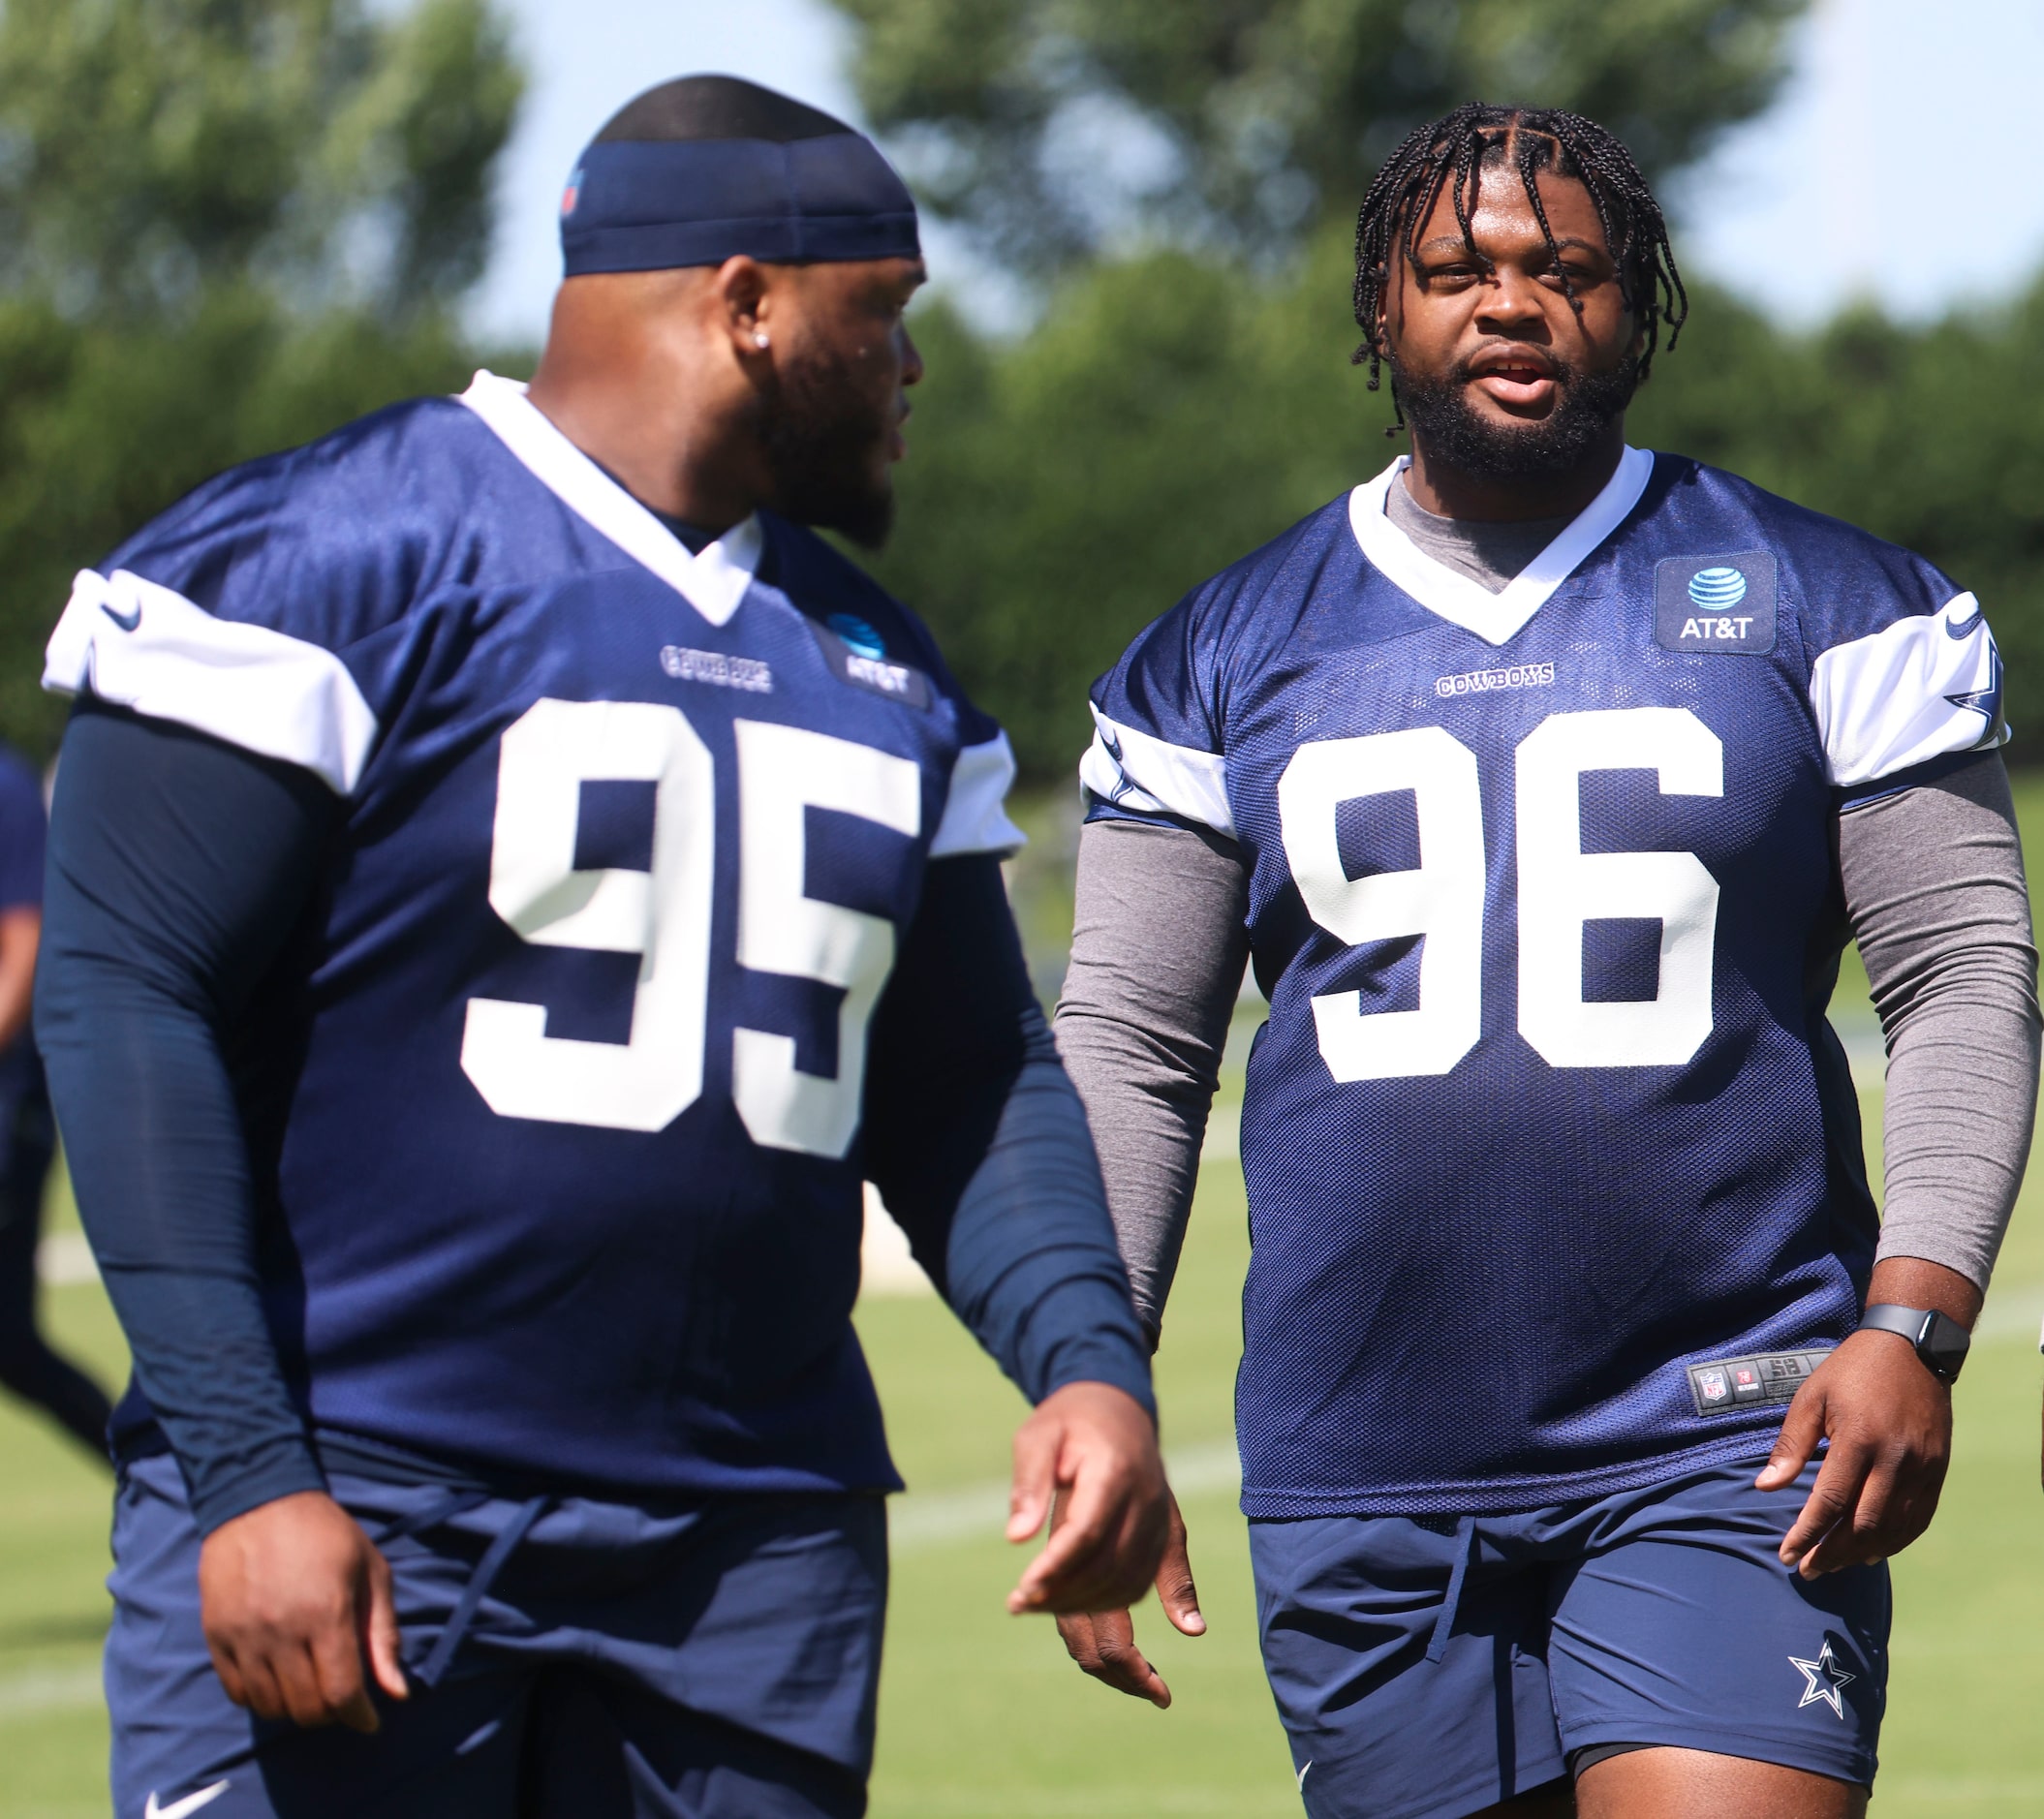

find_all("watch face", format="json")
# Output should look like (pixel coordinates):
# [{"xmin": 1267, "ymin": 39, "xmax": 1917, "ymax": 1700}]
[{"xmin": 1922, "ymin": 1311, "xmax": 1970, "ymax": 1376}]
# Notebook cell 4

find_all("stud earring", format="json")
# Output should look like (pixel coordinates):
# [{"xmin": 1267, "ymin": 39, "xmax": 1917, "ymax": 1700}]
[{"xmin": 753, "ymin": 331, "xmax": 770, "ymax": 350}]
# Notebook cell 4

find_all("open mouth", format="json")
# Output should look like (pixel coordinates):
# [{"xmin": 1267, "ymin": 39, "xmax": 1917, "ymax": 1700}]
[{"xmin": 1468, "ymin": 356, "xmax": 1559, "ymax": 409}]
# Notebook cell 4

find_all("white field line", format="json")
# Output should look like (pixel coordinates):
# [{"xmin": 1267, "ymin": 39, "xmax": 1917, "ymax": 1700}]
[
  {"xmin": 892, "ymin": 1439, "xmax": 1238, "ymax": 1554},
  {"xmin": 0, "ymin": 1663, "xmax": 102, "ymax": 1722}
]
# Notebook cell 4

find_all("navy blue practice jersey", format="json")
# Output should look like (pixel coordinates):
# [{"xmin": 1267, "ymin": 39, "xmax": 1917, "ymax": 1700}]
[
  {"xmin": 1084, "ymin": 447, "xmax": 2006, "ymax": 1517},
  {"xmin": 43, "ymin": 372, "xmax": 1023, "ymax": 1498}
]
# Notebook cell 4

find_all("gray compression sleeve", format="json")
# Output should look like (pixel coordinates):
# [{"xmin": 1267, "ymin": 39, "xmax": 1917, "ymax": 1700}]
[
  {"xmin": 1841, "ymin": 754, "xmax": 2041, "ymax": 1290},
  {"xmin": 1053, "ymin": 817, "xmax": 1250, "ymax": 1340}
]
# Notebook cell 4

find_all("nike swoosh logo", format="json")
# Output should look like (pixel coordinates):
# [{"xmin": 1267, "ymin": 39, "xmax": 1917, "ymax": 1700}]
[
  {"xmin": 100, "ymin": 600, "xmax": 141, "ymax": 632},
  {"xmin": 145, "ymin": 1781, "xmax": 232, "ymax": 1819},
  {"xmin": 1297, "ymin": 1761, "xmax": 1313, "ymax": 1790},
  {"xmin": 1946, "ymin": 605, "xmax": 1984, "ymax": 639}
]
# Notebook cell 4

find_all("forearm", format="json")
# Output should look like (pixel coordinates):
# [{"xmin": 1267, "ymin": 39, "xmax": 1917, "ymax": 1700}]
[
  {"xmin": 36, "ymin": 702, "xmax": 336, "ymax": 1530},
  {"xmin": 1840, "ymin": 754, "xmax": 2041, "ymax": 1290},
  {"xmin": 1053, "ymin": 815, "xmax": 1249, "ymax": 1336},
  {"xmin": 865, "ymin": 855, "xmax": 1154, "ymax": 1413},
  {"xmin": 39, "ymin": 949, "xmax": 322, "ymax": 1525},
  {"xmin": 936, "ymin": 1016, "xmax": 1154, "ymax": 1412}
]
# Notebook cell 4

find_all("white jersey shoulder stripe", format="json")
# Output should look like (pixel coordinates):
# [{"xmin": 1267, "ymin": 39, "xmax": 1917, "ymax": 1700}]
[
  {"xmin": 1348, "ymin": 447, "xmax": 1655, "ymax": 646},
  {"xmin": 1809, "ymin": 591, "xmax": 2006, "ymax": 787},
  {"xmin": 931, "ymin": 731, "xmax": 1028, "ymax": 858},
  {"xmin": 1079, "ymin": 704, "xmax": 1235, "ymax": 839},
  {"xmin": 458, "ymin": 371, "xmax": 761, "ymax": 628},
  {"xmin": 43, "ymin": 569, "xmax": 379, "ymax": 795}
]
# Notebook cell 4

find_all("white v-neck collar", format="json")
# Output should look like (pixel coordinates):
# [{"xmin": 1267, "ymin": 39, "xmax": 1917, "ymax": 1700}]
[
  {"xmin": 457, "ymin": 370, "xmax": 762, "ymax": 628},
  {"xmin": 1347, "ymin": 445, "xmax": 1655, "ymax": 647}
]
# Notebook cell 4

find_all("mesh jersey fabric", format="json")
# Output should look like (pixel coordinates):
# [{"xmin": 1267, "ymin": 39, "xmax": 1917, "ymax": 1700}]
[
  {"xmin": 39, "ymin": 371, "xmax": 1035, "ymax": 1503},
  {"xmin": 1082, "ymin": 447, "xmax": 2007, "ymax": 1516}
]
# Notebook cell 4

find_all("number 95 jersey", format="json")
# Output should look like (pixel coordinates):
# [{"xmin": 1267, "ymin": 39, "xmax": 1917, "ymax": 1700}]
[
  {"xmin": 1084, "ymin": 448, "xmax": 2006, "ymax": 1518},
  {"xmin": 43, "ymin": 371, "xmax": 1024, "ymax": 1499}
]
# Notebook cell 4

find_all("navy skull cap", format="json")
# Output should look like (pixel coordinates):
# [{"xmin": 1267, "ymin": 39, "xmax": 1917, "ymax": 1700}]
[{"xmin": 560, "ymin": 75, "xmax": 921, "ymax": 275}]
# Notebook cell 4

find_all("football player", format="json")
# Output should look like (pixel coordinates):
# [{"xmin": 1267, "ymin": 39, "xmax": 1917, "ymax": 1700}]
[
  {"xmin": 36, "ymin": 77, "xmax": 1166, "ymax": 1819},
  {"xmin": 1053, "ymin": 105, "xmax": 2039, "ymax": 1818}
]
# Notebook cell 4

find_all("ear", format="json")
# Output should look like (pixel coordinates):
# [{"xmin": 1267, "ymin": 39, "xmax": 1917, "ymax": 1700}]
[{"xmin": 713, "ymin": 256, "xmax": 773, "ymax": 357}]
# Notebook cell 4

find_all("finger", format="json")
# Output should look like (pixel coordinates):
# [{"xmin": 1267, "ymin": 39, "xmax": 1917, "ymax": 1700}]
[
  {"xmin": 1011, "ymin": 1472, "xmax": 1129, "ymax": 1613},
  {"xmin": 1155, "ymin": 1503, "xmax": 1205, "ymax": 1638},
  {"xmin": 309, "ymin": 1591, "xmax": 378, "ymax": 1735},
  {"xmin": 362, "ymin": 1549, "xmax": 409, "ymax": 1703},
  {"xmin": 273, "ymin": 1639, "xmax": 343, "ymax": 1729},
  {"xmin": 230, "ymin": 1652, "xmax": 291, "ymax": 1724},
  {"xmin": 1007, "ymin": 1418, "xmax": 1062, "ymax": 1545},
  {"xmin": 1780, "ymin": 1437, "xmax": 1872, "ymax": 1566},
  {"xmin": 205, "ymin": 1637, "xmax": 252, "ymax": 1713},
  {"xmin": 1802, "ymin": 1459, "xmax": 1931, "ymax": 1577},
  {"xmin": 1060, "ymin": 1608, "xmax": 1171, "ymax": 1708},
  {"xmin": 1755, "ymin": 1381, "xmax": 1828, "ymax": 1490}
]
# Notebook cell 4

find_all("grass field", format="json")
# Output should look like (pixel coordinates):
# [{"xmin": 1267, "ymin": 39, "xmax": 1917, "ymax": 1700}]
[{"xmin": 4, "ymin": 794, "xmax": 2044, "ymax": 1815}]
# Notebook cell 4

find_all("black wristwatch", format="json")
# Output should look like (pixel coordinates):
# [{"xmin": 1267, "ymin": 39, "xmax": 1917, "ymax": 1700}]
[{"xmin": 1859, "ymin": 1304, "xmax": 1970, "ymax": 1383}]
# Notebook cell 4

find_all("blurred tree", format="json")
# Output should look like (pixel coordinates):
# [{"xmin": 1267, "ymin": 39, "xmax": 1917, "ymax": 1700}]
[
  {"xmin": 828, "ymin": 0, "xmax": 1805, "ymax": 273},
  {"xmin": 0, "ymin": 0, "xmax": 520, "ymax": 319},
  {"xmin": 0, "ymin": 0, "xmax": 524, "ymax": 751}
]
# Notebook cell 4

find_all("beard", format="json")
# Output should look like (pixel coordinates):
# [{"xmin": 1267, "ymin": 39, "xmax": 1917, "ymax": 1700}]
[
  {"xmin": 1391, "ymin": 349, "xmax": 1639, "ymax": 478},
  {"xmin": 759, "ymin": 345, "xmax": 897, "ymax": 550}
]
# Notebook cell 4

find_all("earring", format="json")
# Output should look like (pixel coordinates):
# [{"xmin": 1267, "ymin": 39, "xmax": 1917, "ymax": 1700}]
[{"xmin": 753, "ymin": 331, "xmax": 770, "ymax": 350}]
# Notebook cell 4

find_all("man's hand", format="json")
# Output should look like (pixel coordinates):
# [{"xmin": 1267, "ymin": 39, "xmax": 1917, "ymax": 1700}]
[
  {"xmin": 1006, "ymin": 1381, "xmax": 1169, "ymax": 1617},
  {"xmin": 1056, "ymin": 1491, "xmax": 1204, "ymax": 1708},
  {"xmin": 1758, "ymin": 1258, "xmax": 1979, "ymax": 1579},
  {"xmin": 198, "ymin": 1490, "xmax": 408, "ymax": 1733}
]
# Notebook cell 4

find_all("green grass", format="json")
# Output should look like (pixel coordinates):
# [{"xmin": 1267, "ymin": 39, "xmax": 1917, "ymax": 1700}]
[{"xmin": 5, "ymin": 786, "xmax": 2044, "ymax": 1814}]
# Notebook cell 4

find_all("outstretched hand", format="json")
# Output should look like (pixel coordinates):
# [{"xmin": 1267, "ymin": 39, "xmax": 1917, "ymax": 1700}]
[
  {"xmin": 1007, "ymin": 1381, "xmax": 1170, "ymax": 1618},
  {"xmin": 1056, "ymin": 1491, "xmax": 1204, "ymax": 1708},
  {"xmin": 198, "ymin": 1490, "xmax": 408, "ymax": 1733}
]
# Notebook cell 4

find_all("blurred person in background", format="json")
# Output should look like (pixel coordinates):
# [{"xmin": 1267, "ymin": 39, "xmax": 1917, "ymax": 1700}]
[
  {"xmin": 35, "ymin": 76, "xmax": 1164, "ymax": 1819},
  {"xmin": 0, "ymin": 741, "xmax": 110, "ymax": 1460},
  {"xmin": 1055, "ymin": 103, "xmax": 2039, "ymax": 1819}
]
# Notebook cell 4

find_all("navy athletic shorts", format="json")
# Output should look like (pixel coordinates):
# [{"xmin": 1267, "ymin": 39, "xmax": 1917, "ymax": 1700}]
[
  {"xmin": 107, "ymin": 1452, "xmax": 887, "ymax": 1819},
  {"xmin": 1250, "ymin": 1453, "xmax": 1889, "ymax": 1819}
]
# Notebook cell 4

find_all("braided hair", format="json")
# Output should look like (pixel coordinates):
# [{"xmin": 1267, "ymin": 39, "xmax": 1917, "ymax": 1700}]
[{"xmin": 1350, "ymin": 104, "xmax": 1688, "ymax": 423}]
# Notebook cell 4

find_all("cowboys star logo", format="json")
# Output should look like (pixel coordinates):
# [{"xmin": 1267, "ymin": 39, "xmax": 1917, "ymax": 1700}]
[{"xmin": 1788, "ymin": 1641, "xmax": 1856, "ymax": 1718}]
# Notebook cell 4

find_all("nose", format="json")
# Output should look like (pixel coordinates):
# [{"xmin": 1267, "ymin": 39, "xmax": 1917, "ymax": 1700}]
[
  {"xmin": 899, "ymin": 323, "xmax": 924, "ymax": 388},
  {"xmin": 1474, "ymin": 264, "xmax": 1547, "ymax": 335}
]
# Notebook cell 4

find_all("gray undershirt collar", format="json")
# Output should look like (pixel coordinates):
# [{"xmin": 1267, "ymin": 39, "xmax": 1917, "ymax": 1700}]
[{"xmin": 1383, "ymin": 474, "xmax": 1573, "ymax": 596}]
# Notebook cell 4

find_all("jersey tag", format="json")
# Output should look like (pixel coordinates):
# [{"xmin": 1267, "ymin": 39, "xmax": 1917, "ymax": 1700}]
[
  {"xmin": 1687, "ymin": 1346, "xmax": 1832, "ymax": 1416},
  {"xmin": 806, "ymin": 617, "xmax": 932, "ymax": 709},
  {"xmin": 1655, "ymin": 552, "xmax": 1778, "ymax": 655}
]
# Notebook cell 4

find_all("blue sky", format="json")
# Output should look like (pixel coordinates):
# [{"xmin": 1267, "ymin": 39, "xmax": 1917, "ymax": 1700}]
[{"xmin": 470, "ymin": 0, "xmax": 2044, "ymax": 342}]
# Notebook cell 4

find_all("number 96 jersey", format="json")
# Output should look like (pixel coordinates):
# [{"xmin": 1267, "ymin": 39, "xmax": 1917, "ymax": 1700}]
[
  {"xmin": 43, "ymin": 372, "xmax": 1023, "ymax": 1499},
  {"xmin": 1084, "ymin": 447, "xmax": 2006, "ymax": 1518}
]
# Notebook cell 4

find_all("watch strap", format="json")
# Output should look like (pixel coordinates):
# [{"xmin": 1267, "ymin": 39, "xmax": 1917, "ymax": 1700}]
[{"xmin": 1860, "ymin": 1303, "xmax": 1968, "ymax": 1381}]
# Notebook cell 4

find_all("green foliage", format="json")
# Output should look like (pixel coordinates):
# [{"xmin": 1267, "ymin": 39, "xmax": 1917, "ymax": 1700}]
[
  {"xmin": 877, "ymin": 249, "xmax": 2044, "ymax": 783},
  {"xmin": 0, "ymin": 0, "xmax": 526, "ymax": 755},
  {"xmin": 828, "ymin": 0, "xmax": 1804, "ymax": 271},
  {"xmin": 0, "ymin": 0, "xmax": 520, "ymax": 318}
]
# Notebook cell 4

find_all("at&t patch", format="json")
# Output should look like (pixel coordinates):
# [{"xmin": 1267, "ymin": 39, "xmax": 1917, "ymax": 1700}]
[{"xmin": 1655, "ymin": 552, "xmax": 1778, "ymax": 654}]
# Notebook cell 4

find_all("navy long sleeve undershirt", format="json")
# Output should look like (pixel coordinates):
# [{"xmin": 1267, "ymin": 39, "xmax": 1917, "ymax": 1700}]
[{"xmin": 38, "ymin": 702, "xmax": 1150, "ymax": 1532}]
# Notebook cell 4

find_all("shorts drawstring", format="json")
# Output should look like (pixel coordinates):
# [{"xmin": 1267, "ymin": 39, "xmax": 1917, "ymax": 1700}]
[
  {"xmin": 411, "ymin": 1494, "xmax": 552, "ymax": 1688},
  {"xmin": 1426, "ymin": 1515, "xmax": 1477, "ymax": 1664}
]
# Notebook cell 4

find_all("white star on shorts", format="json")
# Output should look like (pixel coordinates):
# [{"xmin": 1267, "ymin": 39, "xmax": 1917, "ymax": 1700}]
[{"xmin": 1788, "ymin": 1641, "xmax": 1856, "ymax": 1718}]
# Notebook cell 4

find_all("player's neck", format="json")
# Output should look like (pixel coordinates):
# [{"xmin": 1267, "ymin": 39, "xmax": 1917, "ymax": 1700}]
[
  {"xmin": 1402, "ymin": 421, "xmax": 1626, "ymax": 524},
  {"xmin": 527, "ymin": 353, "xmax": 767, "ymax": 539}
]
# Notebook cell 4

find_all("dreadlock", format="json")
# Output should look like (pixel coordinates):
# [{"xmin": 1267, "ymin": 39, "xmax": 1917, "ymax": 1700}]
[{"xmin": 1350, "ymin": 103, "xmax": 1688, "ymax": 430}]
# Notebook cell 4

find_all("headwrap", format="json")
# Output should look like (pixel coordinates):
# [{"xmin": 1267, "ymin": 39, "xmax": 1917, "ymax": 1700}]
[{"xmin": 560, "ymin": 75, "xmax": 921, "ymax": 275}]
